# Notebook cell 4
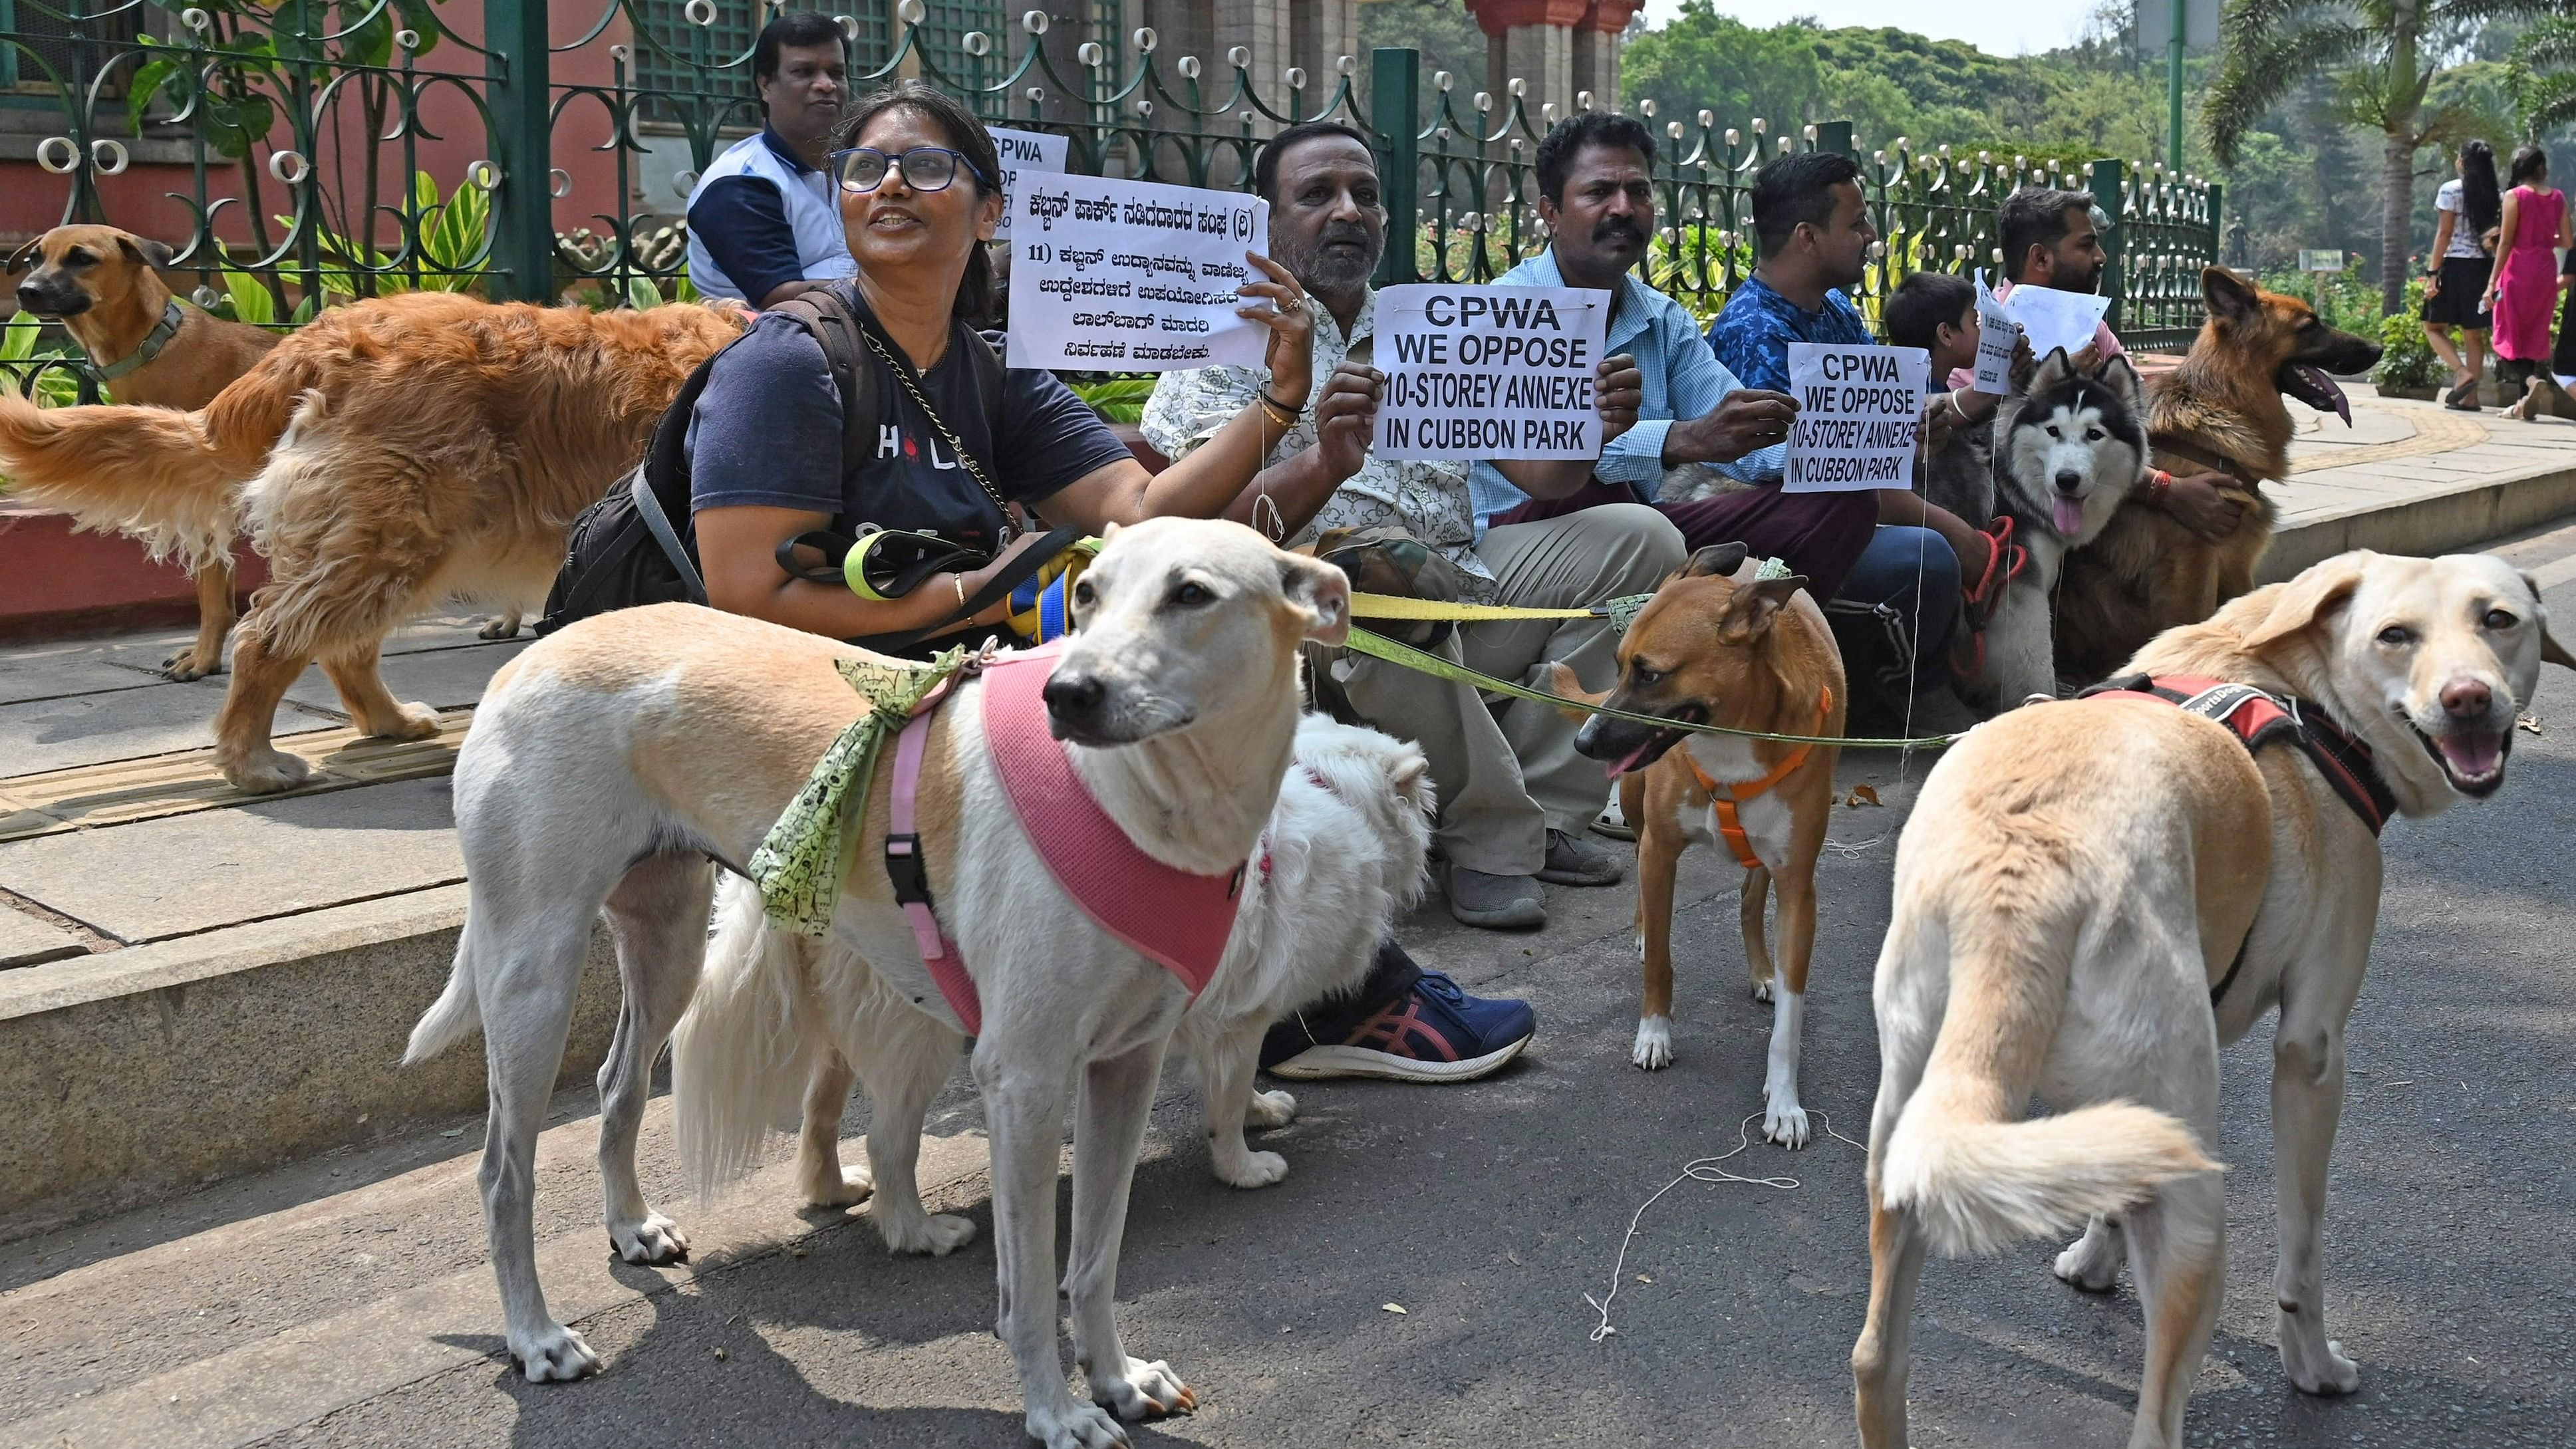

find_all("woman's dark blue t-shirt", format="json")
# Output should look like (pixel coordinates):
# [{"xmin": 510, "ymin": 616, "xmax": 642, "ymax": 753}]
[{"xmin": 686, "ymin": 286, "xmax": 1131, "ymax": 551}]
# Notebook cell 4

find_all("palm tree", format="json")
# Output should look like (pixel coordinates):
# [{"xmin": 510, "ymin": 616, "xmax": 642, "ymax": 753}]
[
  {"xmin": 2207, "ymin": 0, "xmax": 2559, "ymax": 312},
  {"xmin": 2507, "ymin": 17, "xmax": 2576, "ymax": 134}
]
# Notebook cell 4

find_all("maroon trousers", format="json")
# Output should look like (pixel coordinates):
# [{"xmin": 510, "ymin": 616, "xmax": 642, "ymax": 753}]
[{"xmin": 1494, "ymin": 480, "xmax": 1878, "ymax": 601}]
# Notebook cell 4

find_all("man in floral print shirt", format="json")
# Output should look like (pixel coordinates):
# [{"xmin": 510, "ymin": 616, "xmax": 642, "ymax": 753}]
[{"xmin": 1145, "ymin": 122, "xmax": 1680, "ymax": 946}]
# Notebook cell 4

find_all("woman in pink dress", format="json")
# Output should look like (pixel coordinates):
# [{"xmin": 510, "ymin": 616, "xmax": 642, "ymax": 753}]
[{"xmin": 2482, "ymin": 144, "xmax": 2576, "ymax": 418}]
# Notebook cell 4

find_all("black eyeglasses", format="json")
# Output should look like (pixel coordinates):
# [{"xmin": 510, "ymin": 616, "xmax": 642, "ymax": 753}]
[{"xmin": 830, "ymin": 146, "xmax": 990, "ymax": 195}]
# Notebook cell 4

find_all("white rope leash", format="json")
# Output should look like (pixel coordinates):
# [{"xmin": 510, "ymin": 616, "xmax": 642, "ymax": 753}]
[{"xmin": 1584, "ymin": 1109, "xmax": 1870, "ymax": 1344}]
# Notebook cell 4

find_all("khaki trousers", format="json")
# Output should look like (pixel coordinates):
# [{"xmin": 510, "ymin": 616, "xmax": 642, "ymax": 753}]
[{"xmin": 1335, "ymin": 502, "xmax": 1684, "ymax": 874}]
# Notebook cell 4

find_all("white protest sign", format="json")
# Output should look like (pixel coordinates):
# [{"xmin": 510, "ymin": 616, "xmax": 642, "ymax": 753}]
[
  {"xmin": 2001, "ymin": 283, "xmax": 2111, "ymax": 357},
  {"xmin": 1971, "ymin": 272, "xmax": 2017, "ymax": 395},
  {"xmin": 1372, "ymin": 283, "xmax": 1612, "ymax": 460},
  {"xmin": 1784, "ymin": 341, "xmax": 1930, "ymax": 493},
  {"xmin": 1006, "ymin": 174, "xmax": 1270, "ymax": 371},
  {"xmin": 986, "ymin": 126, "xmax": 1067, "ymax": 241}
]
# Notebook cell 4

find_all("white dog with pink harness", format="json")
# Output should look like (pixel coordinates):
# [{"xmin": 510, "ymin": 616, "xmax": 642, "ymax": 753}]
[
  {"xmin": 407, "ymin": 519, "xmax": 1351, "ymax": 1449},
  {"xmin": 885, "ymin": 639, "xmax": 1245, "ymax": 1034}
]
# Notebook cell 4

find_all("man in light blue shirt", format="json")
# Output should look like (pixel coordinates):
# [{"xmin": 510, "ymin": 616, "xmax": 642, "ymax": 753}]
[{"xmin": 1475, "ymin": 114, "xmax": 1882, "ymax": 604}]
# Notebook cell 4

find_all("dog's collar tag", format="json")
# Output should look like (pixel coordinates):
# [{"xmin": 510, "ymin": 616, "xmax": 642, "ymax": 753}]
[{"xmin": 94, "ymin": 299, "xmax": 186, "ymax": 382}]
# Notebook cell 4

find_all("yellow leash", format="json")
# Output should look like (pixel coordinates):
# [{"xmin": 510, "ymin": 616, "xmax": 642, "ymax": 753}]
[
  {"xmin": 1348, "ymin": 593, "xmax": 1600, "ymax": 622},
  {"xmin": 1038, "ymin": 558, "xmax": 1959, "ymax": 751},
  {"xmin": 1340, "ymin": 628, "xmax": 1963, "ymax": 751}
]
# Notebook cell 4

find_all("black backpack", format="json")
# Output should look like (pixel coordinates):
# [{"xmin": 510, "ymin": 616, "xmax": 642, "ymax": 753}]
[{"xmin": 536, "ymin": 290, "xmax": 1012, "ymax": 637}]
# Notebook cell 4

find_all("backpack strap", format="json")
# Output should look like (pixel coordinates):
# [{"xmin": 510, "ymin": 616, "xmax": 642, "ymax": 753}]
[
  {"xmin": 771, "ymin": 291, "xmax": 876, "ymax": 497},
  {"xmin": 966, "ymin": 325, "xmax": 1010, "ymax": 483},
  {"xmin": 633, "ymin": 469, "xmax": 708, "ymax": 604},
  {"xmin": 609, "ymin": 343, "xmax": 736, "ymax": 604}
]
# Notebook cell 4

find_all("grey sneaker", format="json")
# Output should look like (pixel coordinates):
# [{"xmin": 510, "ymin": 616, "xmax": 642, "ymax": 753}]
[
  {"xmin": 1445, "ymin": 865, "xmax": 1545, "ymax": 929},
  {"xmin": 1539, "ymin": 827, "xmax": 1624, "ymax": 886}
]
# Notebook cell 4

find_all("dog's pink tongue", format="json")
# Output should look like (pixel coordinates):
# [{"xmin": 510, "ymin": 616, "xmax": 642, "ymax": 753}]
[
  {"xmin": 2053, "ymin": 497, "xmax": 2086, "ymax": 535},
  {"xmin": 2300, "ymin": 364, "xmax": 2353, "ymax": 426},
  {"xmin": 1606, "ymin": 737, "xmax": 1655, "ymax": 778},
  {"xmin": 2438, "ymin": 730, "xmax": 2504, "ymax": 779}
]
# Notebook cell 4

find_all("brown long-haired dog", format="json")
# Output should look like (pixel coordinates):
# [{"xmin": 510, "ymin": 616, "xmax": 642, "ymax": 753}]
[
  {"xmin": 7, "ymin": 225, "xmax": 281, "ymax": 679},
  {"xmin": 0, "ymin": 291, "xmax": 745, "ymax": 792},
  {"xmin": 2053, "ymin": 267, "xmax": 2382, "ymax": 684}
]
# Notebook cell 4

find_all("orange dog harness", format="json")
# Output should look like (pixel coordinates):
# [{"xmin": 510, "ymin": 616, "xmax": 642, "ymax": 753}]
[{"xmin": 1681, "ymin": 685, "xmax": 1834, "ymax": 870}]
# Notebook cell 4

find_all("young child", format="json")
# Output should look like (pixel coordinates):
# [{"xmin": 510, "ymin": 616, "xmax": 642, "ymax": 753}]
[{"xmin": 1883, "ymin": 270, "xmax": 2009, "ymax": 436}]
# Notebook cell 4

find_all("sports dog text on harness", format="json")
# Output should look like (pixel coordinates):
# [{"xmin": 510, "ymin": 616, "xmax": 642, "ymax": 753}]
[
  {"xmin": 883, "ymin": 642, "xmax": 1250, "ymax": 1036},
  {"xmin": 2077, "ymin": 674, "xmax": 2396, "ymax": 1005}
]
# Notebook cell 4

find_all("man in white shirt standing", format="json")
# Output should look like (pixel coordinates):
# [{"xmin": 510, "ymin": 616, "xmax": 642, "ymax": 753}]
[{"xmin": 683, "ymin": 14, "xmax": 857, "ymax": 309}]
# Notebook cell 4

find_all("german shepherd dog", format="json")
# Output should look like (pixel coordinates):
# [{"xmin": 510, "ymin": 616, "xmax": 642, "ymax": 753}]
[
  {"xmin": 7, "ymin": 226, "xmax": 280, "ymax": 679},
  {"xmin": 1967, "ymin": 350, "xmax": 2148, "ymax": 709},
  {"xmin": 0, "ymin": 291, "xmax": 745, "ymax": 793},
  {"xmin": 2053, "ymin": 267, "xmax": 2382, "ymax": 683}
]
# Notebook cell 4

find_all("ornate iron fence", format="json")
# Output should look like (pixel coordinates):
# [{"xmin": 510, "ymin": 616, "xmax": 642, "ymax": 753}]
[{"xmin": 4, "ymin": 5, "xmax": 2221, "ymax": 402}]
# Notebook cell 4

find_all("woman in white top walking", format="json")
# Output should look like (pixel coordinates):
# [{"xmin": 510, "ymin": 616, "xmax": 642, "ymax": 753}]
[{"xmin": 2424, "ymin": 139, "xmax": 2502, "ymax": 410}]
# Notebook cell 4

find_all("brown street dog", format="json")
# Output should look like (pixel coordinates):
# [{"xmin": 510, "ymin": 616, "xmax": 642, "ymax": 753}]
[
  {"xmin": 1554, "ymin": 541, "xmax": 1847, "ymax": 1146},
  {"xmin": 7, "ymin": 225, "xmax": 280, "ymax": 678},
  {"xmin": 2053, "ymin": 267, "xmax": 2382, "ymax": 684},
  {"xmin": 0, "ymin": 291, "xmax": 746, "ymax": 792}
]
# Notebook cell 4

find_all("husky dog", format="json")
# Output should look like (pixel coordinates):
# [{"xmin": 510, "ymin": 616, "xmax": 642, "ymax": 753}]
[{"xmin": 1969, "ymin": 350, "xmax": 2149, "ymax": 709}]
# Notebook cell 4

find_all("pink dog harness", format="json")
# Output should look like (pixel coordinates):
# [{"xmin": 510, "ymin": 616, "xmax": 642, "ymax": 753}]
[{"xmin": 887, "ymin": 642, "xmax": 1250, "ymax": 1036}]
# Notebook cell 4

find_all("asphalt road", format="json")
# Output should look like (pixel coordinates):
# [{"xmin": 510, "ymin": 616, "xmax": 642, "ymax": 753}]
[{"xmin": 15, "ymin": 529, "xmax": 2576, "ymax": 1449}]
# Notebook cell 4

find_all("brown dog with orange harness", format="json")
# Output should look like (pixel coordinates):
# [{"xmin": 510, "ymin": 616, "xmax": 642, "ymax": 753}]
[{"xmin": 1552, "ymin": 541, "xmax": 1848, "ymax": 1145}]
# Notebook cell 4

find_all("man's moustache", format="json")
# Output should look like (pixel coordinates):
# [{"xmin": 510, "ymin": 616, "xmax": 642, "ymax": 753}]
[{"xmin": 1594, "ymin": 219, "xmax": 1646, "ymax": 245}]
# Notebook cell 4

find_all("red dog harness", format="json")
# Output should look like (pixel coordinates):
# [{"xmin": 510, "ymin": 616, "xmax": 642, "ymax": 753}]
[
  {"xmin": 2078, "ymin": 674, "xmax": 2394, "ymax": 836},
  {"xmin": 885, "ymin": 642, "xmax": 1250, "ymax": 1036},
  {"xmin": 2078, "ymin": 674, "xmax": 2396, "ymax": 1005}
]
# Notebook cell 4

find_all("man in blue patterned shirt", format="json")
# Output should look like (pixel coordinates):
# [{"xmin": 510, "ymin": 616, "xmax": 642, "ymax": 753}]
[{"xmin": 1705, "ymin": 150, "xmax": 1987, "ymax": 731}]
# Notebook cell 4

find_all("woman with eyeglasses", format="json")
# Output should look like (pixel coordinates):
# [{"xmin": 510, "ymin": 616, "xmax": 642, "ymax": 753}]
[{"xmin": 688, "ymin": 80, "xmax": 1379, "ymax": 648}]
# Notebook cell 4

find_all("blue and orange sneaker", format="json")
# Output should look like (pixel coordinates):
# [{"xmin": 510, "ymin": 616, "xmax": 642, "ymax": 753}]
[{"xmin": 1261, "ymin": 971, "xmax": 1536, "ymax": 1083}]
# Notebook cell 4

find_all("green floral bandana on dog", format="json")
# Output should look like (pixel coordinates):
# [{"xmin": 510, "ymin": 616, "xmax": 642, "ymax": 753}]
[{"xmin": 750, "ymin": 646, "xmax": 968, "ymax": 936}]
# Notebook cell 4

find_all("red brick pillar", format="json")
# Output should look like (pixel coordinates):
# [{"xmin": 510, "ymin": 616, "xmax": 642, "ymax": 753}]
[
  {"xmin": 1573, "ymin": 1, "xmax": 1638, "ymax": 111},
  {"xmin": 1463, "ymin": 0, "xmax": 1587, "ymax": 125}
]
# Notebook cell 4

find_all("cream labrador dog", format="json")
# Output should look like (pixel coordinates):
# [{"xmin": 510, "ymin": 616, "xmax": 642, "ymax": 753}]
[
  {"xmin": 402, "ymin": 518, "xmax": 1348, "ymax": 1449},
  {"xmin": 1852, "ymin": 551, "xmax": 2571, "ymax": 1449}
]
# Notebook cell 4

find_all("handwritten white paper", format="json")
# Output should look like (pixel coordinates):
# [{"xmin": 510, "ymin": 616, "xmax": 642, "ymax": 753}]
[
  {"xmin": 1372, "ymin": 283, "xmax": 1612, "ymax": 460},
  {"xmin": 1006, "ymin": 174, "xmax": 1270, "ymax": 371},
  {"xmin": 1971, "ymin": 273, "xmax": 2018, "ymax": 395},
  {"xmin": 1785, "ymin": 342, "xmax": 1930, "ymax": 493},
  {"xmin": 2001, "ymin": 283, "xmax": 2111, "ymax": 358},
  {"xmin": 986, "ymin": 126, "xmax": 1067, "ymax": 241}
]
